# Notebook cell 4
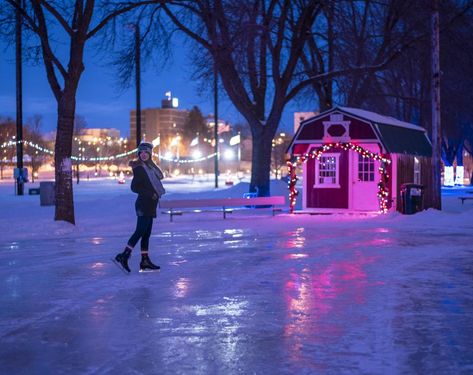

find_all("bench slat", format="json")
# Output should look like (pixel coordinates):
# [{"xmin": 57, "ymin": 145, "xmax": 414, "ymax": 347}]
[{"xmin": 159, "ymin": 196, "xmax": 286, "ymax": 209}]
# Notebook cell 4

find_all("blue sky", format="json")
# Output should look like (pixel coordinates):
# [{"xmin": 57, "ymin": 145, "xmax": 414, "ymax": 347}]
[{"xmin": 0, "ymin": 37, "xmax": 300, "ymax": 138}]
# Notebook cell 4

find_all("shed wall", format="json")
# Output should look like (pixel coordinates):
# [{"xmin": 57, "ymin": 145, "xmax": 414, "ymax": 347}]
[{"xmin": 395, "ymin": 155, "xmax": 434, "ymax": 211}]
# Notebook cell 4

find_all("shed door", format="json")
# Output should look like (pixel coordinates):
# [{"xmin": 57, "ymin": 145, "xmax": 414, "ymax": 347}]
[
  {"xmin": 305, "ymin": 148, "xmax": 349, "ymax": 209},
  {"xmin": 350, "ymin": 146, "xmax": 380, "ymax": 211}
]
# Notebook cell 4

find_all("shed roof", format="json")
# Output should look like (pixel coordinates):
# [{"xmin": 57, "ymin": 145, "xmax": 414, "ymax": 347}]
[{"xmin": 338, "ymin": 107, "xmax": 425, "ymax": 131}]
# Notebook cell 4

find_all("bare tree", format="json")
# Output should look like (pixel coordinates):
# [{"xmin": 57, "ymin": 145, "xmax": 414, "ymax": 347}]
[
  {"xmin": 2, "ymin": 0, "xmax": 157, "ymax": 224},
  {"xmin": 159, "ymin": 0, "xmax": 322, "ymax": 196},
  {"xmin": 0, "ymin": 117, "xmax": 16, "ymax": 179},
  {"xmin": 439, "ymin": 2, "xmax": 473, "ymax": 184},
  {"xmin": 25, "ymin": 114, "xmax": 48, "ymax": 182}
]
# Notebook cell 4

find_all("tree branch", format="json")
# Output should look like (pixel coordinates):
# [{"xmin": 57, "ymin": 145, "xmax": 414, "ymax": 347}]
[
  {"xmin": 30, "ymin": 0, "xmax": 66, "ymax": 98},
  {"xmin": 158, "ymin": 0, "xmax": 211, "ymax": 49},
  {"xmin": 40, "ymin": 0, "xmax": 73, "ymax": 35},
  {"xmin": 87, "ymin": 0, "xmax": 158, "ymax": 39}
]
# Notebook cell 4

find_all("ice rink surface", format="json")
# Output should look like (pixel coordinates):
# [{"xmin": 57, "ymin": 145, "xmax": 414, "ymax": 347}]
[{"xmin": 1, "ymin": 178, "xmax": 473, "ymax": 374}]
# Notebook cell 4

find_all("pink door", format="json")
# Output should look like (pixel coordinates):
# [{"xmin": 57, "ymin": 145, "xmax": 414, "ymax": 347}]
[{"xmin": 350, "ymin": 145, "xmax": 381, "ymax": 211}]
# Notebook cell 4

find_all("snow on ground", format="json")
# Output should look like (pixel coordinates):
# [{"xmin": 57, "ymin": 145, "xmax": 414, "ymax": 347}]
[{"xmin": 1, "ymin": 176, "xmax": 473, "ymax": 374}]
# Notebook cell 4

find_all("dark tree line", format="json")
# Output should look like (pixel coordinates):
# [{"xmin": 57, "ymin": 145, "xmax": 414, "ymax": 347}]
[{"xmin": 0, "ymin": 115, "xmax": 49, "ymax": 181}]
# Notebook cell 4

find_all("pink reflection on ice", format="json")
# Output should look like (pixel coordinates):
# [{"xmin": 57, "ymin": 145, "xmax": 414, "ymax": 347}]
[
  {"xmin": 90, "ymin": 262, "xmax": 105, "ymax": 269},
  {"xmin": 373, "ymin": 227, "xmax": 390, "ymax": 233},
  {"xmin": 89, "ymin": 296, "xmax": 113, "ymax": 320},
  {"xmin": 348, "ymin": 228, "xmax": 394, "ymax": 247},
  {"xmin": 89, "ymin": 262, "xmax": 106, "ymax": 276},
  {"xmin": 284, "ymin": 253, "xmax": 309, "ymax": 260},
  {"xmin": 283, "ymin": 254, "xmax": 377, "ymax": 363},
  {"xmin": 284, "ymin": 227, "xmax": 306, "ymax": 249}
]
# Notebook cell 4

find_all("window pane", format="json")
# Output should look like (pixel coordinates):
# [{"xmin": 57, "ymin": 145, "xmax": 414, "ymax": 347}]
[
  {"xmin": 317, "ymin": 155, "xmax": 339, "ymax": 186},
  {"xmin": 358, "ymin": 154, "xmax": 374, "ymax": 182}
]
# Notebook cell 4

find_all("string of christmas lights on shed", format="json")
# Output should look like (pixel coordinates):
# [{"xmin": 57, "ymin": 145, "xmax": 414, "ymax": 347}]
[{"xmin": 287, "ymin": 142, "xmax": 391, "ymax": 214}]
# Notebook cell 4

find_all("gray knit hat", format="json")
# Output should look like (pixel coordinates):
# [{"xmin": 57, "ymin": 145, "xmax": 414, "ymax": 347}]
[{"xmin": 137, "ymin": 142, "xmax": 153, "ymax": 155}]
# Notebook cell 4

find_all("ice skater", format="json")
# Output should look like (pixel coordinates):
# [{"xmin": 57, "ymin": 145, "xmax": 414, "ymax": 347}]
[{"xmin": 115, "ymin": 142, "xmax": 165, "ymax": 273}]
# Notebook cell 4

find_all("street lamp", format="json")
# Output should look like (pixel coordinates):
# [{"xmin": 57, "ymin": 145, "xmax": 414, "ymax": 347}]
[{"xmin": 15, "ymin": 0, "xmax": 24, "ymax": 195}]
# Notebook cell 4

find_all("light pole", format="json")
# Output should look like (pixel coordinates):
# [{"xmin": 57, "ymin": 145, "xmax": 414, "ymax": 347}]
[
  {"xmin": 135, "ymin": 23, "xmax": 142, "ymax": 147},
  {"xmin": 15, "ymin": 0, "xmax": 24, "ymax": 195}
]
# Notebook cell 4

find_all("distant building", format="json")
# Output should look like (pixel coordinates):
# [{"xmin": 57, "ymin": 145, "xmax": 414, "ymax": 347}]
[
  {"xmin": 79, "ymin": 128, "xmax": 121, "ymax": 142},
  {"xmin": 294, "ymin": 111, "xmax": 318, "ymax": 133},
  {"xmin": 130, "ymin": 93, "xmax": 189, "ymax": 149},
  {"xmin": 205, "ymin": 116, "xmax": 231, "ymax": 135}
]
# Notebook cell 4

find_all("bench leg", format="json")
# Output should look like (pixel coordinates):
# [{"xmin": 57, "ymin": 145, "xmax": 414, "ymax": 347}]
[{"xmin": 223, "ymin": 207, "xmax": 226, "ymax": 219}]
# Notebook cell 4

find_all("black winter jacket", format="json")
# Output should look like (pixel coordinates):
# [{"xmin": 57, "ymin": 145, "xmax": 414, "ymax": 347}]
[{"xmin": 130, "ymin": 164, "xmax": 159, "ymax": 217}]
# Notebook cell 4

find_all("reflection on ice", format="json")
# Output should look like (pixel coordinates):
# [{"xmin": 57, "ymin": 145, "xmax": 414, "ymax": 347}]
[
  {"xmin": 91, "ymin": 237, "xmax": 104, "ymax": 245},
  {"xmin": 283, "ymin": 254, "xmax": 372, "ymax": 351},
  {"xmin": 223, "ymin": 229, "xmax": 245, "ymax": 238},
  {"xmin": 285, "ymin": 253, "xmax": 309, "ymax": 260},
  {"xmin": 187, "ymin": 297, "xmax": 248, "ymax": 318},
  {"xmin": 173, "ymin": 277, "xmax": 190, "ymax": 298},
  {"xmin": 88, "ymin": 262, "xmax": 106, "ymax": 277},
  {"xmin": 5, "ymin": 274, "xmax": 20, "ymax": 299},
  {"xmin": 3, "ymin": 242, "xmax": 20, "ymax": 251},
  {"xmin": 284, "ymin": 227, "xmax": 306, "ymax": 249}
]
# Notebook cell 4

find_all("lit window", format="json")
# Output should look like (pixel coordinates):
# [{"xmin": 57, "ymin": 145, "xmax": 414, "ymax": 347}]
[
  {"xmin": 414, "ymin": 157, "xmax": 421, "ymax": 184},
  {"xmin": 358, "ymin": 154, "xmax": 374, "ymax": 182},
  {"xmin": 314, "ymin": 153, "xmax": 340, "ymax": 188}
]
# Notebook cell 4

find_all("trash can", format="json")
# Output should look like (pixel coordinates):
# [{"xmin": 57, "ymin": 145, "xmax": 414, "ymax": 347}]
[
  {"xmin": 40, "ymin": 181, "xmax": 56, "ymax": 206},
  {"xmin": 400, "ymin": 183, "xmax": 424, "ymax": 214}
]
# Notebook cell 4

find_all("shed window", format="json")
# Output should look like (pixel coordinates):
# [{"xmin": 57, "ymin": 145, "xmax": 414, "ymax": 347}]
[
  {"xmin": 314, "ymin": 153, "xmax": 340, "ymax": 188},
  {"xmin": 358, "ymin": 154, "xmax": 375, "ymax": 182}
]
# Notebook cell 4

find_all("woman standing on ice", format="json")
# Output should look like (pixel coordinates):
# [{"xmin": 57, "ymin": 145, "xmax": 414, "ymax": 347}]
[{"xmin": 115, "ymin": 142, "xmax": 165, "ymax": 273}]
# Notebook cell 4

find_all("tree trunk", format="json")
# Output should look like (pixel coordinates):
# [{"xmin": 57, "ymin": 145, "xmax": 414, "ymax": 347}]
[
  {"xmin": 54, "ymin": 94, "xmax": 76, "ymax": 224},
  {"xmin": 431, "ymin": 0, "xmax": 442, "ymax": 210},
  {"xmin": 250, "ymin": 124, "xmax": 275, "ymax": 197}
]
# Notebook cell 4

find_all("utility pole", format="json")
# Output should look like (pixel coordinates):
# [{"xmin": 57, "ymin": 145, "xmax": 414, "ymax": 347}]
[
  {"xmin": 15, "ymin": 0, "xmax": 24, "ymax": 195},
  {"xmin": 135, "ymin": 23, "xmax": 142, "ymax": 148},
  {"xmin": 431, "ymin": 0, "xmax": 441, "ymax": 209},
  {"xmin": 213, "ymin": 62, "xmax": 219, "ymax": 188}
]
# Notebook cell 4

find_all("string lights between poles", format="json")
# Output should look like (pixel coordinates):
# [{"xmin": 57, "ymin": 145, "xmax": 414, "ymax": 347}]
[{"xmin": 1, "ymin": 139, "xmax": 218, "ymax": 164}]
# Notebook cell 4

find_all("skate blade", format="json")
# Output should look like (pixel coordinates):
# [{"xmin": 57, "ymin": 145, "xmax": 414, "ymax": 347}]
[
  {"xmin": 139, "ymin": 268, "xmax": 161, "ymax": 273},
  {"xmin": 111, "ymin": 258, "xmax": 131, "ymax": 275}
]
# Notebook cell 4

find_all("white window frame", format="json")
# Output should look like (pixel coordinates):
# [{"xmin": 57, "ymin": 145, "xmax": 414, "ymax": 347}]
[
  {"xmin": 357, "ymin": 154, "xmax": 375, "ymax": 182},
  {"xmin": 314, "ymin": 153, "xmax": 340, "ymax": 188}
]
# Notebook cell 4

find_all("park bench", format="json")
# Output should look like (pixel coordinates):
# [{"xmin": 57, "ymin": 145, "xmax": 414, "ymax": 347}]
[
  {"xmin": 458, "ymin": 196, "xmax": 473, "ymax": 204},
  {"xmin": 159, "ymin": 195, "xmax": 286, "ymax": 222}
]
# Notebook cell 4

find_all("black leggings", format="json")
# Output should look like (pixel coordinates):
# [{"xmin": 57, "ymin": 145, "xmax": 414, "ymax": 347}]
[{"xmin": 127, "ymin": 216, "xmax": 154, "ymax": 251}]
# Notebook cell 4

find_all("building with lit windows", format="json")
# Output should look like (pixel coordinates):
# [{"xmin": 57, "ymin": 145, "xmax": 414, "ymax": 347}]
[{"xmin": 130, "ymin": 93, "xmax": 189, "ymax": 149}]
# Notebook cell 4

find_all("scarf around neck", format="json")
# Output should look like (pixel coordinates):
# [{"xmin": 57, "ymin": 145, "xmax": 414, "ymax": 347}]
[{"xmin": 133, "ymin": 159, "xmax": 166, "ymax": 197}]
